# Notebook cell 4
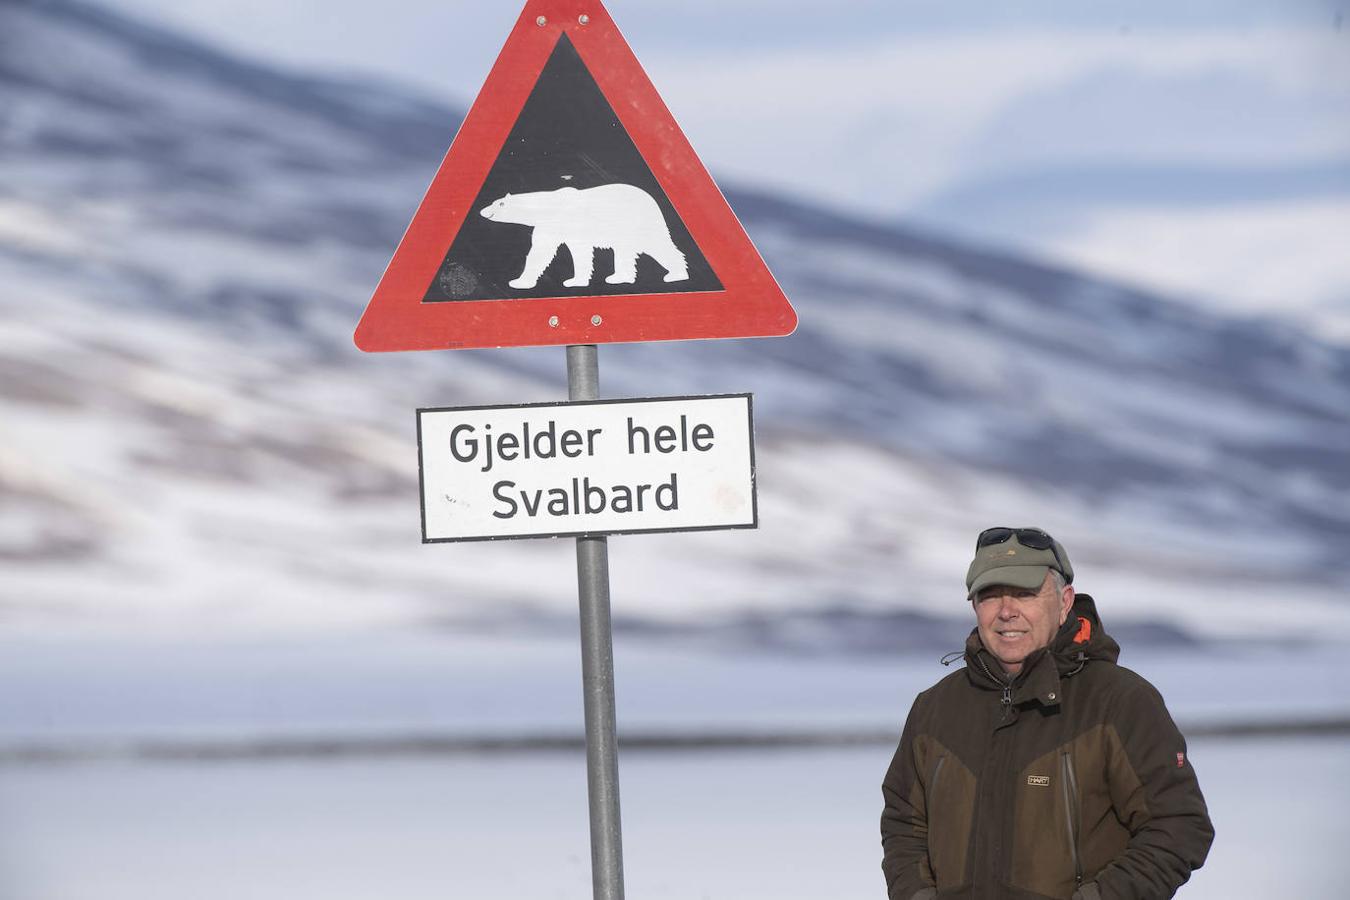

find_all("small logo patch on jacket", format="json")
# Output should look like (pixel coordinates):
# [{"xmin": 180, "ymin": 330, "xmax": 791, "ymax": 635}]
[
  {"xmin": 1027, "ymin": 775, "xmax": 1050, "ymax": 786},
  {"xmin": 1176, "ymin": 752, "xmax": 1186, "ymax": 768}
]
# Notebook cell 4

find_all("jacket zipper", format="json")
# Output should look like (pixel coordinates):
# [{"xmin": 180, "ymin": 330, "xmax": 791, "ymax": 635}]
[
  {"xmin": 974, "ymin": 654, "xmax": 1015, "ymax": 723},
  {"xmin": 971, "ymin": 654, "xmax": 1018, "ymax": 898},
  {"xmin": 1061, "ymin": 750, "xmax": 1083, "ymax": 887}
]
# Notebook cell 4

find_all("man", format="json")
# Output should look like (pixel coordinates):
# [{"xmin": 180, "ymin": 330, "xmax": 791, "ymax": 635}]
[{"xmin": 881, "ymin": 527, "xmax": 1213, "ymax": 900}]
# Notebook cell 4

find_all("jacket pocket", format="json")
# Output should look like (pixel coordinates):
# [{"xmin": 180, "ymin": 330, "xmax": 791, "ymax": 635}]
[
  {"xmin": 1060, "ymin": 750, "xmax": 1082, "ymax": 888},
  {"xmin": 927, "ymin": 754, "xmax": 947, "ymax": 879}
]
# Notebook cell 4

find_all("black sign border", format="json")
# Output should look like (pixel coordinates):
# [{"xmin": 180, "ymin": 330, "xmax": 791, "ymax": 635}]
[{"xmin": 416, "ymin": 393, "xmax": 757, "ymax": 543}]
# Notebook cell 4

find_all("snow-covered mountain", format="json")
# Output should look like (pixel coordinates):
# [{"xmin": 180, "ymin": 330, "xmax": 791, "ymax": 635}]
[{"xmin": 4, "ymin": 0, "xmax": 1350, "ymax": 650}]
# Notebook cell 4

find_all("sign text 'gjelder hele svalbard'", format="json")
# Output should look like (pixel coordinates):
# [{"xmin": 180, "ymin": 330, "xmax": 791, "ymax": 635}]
[{"xmin": 417, "ymin": 395, "xmax": 756, "ymax": 541}]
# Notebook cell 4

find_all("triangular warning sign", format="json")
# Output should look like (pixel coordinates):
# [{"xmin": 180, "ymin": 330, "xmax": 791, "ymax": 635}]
[
  {"xmin": 427, "ymin": 34, "xmax": 723, "ymax": 304},
  {"xmin": 354, "ymin": 0, "xmax": 797, "ymax": 352}
]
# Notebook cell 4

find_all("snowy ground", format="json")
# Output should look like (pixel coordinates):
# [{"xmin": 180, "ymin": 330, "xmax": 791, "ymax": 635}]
[
  {"xmin": 0, "ymin": 738, "xmax": 1343, "ymax": 899},
  {"xmin": 0, "ymin": 631, "xmax": 1346, "ymax": 899}
]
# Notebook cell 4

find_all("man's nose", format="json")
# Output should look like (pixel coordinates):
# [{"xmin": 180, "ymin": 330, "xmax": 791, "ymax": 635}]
[{"xmin": 997, "ymin": 597, "xmax": 1020, "ymax": 618}]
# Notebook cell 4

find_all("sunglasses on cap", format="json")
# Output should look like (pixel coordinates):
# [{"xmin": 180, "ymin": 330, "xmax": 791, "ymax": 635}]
[{"xmin": 976, "ymin": 527, "xmax": 1071, "ymax": 582}]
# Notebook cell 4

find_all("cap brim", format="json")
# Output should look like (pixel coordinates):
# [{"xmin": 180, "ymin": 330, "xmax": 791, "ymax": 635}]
[{"xmin": 967, "ymin": 564, "xmax": 1051, "ymax": 600}]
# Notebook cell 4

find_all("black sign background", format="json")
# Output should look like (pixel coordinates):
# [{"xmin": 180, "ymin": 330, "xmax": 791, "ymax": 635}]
[{"xmin": 424, "ymin": 34, "xmax": 722, "ymax": 303}]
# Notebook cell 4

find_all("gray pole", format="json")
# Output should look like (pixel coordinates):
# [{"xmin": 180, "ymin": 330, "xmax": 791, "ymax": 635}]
[{"xmin": 566, "ymin": 344, "xmax": 626, "ymax": 900}]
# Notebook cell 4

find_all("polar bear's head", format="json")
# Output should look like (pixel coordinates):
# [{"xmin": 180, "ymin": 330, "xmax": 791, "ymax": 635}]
[
  {"xmin": 480, "ymin": 194, "xmax": 509, "ymax": 221},
  {"xmin": 480, "ymin": 189, "xmax": 577, "ymax": 227},
  {"xmin": 480, "ymin": 193, "xmax": 535, "ymax": 226}
]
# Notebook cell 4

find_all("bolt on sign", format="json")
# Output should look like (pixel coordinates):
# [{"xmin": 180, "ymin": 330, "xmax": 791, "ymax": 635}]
[
  {"xmin": 353, "ymin": 0, "xmax": 796, "ymax": 352},
  {"xmin": 418, "ymin": 395, "xmax": 756, "ymax": 542}
]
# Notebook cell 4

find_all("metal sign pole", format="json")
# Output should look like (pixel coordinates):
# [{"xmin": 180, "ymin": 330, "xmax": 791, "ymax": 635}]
[{"xmin": 566, "ymin": 343, "xmax": 626, "ymax": 900}]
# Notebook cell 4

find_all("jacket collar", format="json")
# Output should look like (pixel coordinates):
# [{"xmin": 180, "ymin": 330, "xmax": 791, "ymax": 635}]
[{"xmin": 963, "ymin": 593, "xmax": 1117, "ymax": 707}]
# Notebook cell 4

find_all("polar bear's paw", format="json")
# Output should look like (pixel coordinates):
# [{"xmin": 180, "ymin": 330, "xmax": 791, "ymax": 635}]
[
  {"xmin": 509, "ymin": 276, "xmax": 539, "ymax": 290},
  {"xmin": 662, "ymin": 271, "xmax": 689, "ymax": 283},
  {"xmin": 563, "ymin": 276, "xmax": 591, "ymax": 287},
  {"xmin": 605, "ymin": 273, "xmax": 637, "ymax": 285}
]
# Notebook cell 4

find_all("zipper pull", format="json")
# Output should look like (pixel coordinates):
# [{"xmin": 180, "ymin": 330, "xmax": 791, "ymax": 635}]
[{"xmin": 999, "ymin": 681, "xmax": 1013, "ymax": 722}]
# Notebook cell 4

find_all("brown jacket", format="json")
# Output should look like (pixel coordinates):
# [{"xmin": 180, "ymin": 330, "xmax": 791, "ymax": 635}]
[{"xmin": 881, "ymin": 595, "xmax": 1213, "ymax": 900}]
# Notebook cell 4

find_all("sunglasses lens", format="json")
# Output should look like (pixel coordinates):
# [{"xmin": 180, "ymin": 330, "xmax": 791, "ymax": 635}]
[
  {"xmin": 976, "ymin": 527, "xmax": 1056, "ymax": 551},
  {"xmin": 977, "ymin": 527, "xmax": 1014, "ymax": 548},
  {"xmin": 1014, "ymin": 529, "xmax": 1054, "ymax": 550}
]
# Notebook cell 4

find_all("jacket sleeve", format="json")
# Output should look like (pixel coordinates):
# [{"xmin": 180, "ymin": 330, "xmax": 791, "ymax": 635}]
[
  {"xmin": 881, "ymin": 693, "xmax": 936, "ymax": 900},
  {"xmin": 1090, "ymin": 680, "xmax": 1215, "ymax": 900}
]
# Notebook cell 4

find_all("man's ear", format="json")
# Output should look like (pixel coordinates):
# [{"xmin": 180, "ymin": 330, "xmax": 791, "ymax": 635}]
[{"xmin": 1060, "ymin": 584, "xmax": 1076, "ymax": 624}]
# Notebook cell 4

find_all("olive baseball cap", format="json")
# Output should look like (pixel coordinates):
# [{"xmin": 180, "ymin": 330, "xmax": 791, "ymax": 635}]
[{"xmin": 965, "ymin": 527, "xmax": 1073, "ymax": 600}]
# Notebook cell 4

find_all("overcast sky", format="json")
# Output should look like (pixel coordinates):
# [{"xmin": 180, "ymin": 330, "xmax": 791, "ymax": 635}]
[
  {"xmin": 95, "ymin": 0, "xmax": 1350, "ymax": 332},
  {"xmin": 96, "ymin": 1, "xmax": 1345, "ymax": 95}
]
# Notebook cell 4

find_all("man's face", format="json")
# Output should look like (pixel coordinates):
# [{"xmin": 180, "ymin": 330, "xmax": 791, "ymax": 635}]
[{"xmin": 973, "ymin": 572, "xmax": 1074, "ymax": 675}]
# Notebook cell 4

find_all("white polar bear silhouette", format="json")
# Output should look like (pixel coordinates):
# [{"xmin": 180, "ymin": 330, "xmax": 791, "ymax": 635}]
[{"xmin": 480, "ymin": 184, "xmax": 689, "ymax": 290}]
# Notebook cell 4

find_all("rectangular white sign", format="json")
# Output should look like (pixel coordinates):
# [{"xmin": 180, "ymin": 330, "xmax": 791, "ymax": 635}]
[{"xmin": 417, "ymin": 394, "xmax": 757, "ymax": 542}]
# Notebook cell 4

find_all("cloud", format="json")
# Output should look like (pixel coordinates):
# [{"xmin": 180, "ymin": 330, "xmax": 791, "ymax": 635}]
[
  {"xmin": 1043, "ymin": 199, "xmax": 1350, "ymax": 331},
  {"xmin": 641, "ymin": 28, "xmax": 1350, "ymax": 208}
]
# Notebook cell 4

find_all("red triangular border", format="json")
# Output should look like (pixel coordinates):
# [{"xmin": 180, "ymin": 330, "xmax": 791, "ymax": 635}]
[{"xmin": 354, "ymin": 0, "xmax": 797, "ymax": 352}]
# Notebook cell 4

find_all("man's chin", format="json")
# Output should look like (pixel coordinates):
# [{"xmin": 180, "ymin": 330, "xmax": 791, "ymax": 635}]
[
  {"xmin": 988, "ymin": 647, "xmax": 1029, "ymax": 671},
  {"xmin": 983, "ymin": 635, "xmax": 1028, "ymax": 661}
]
